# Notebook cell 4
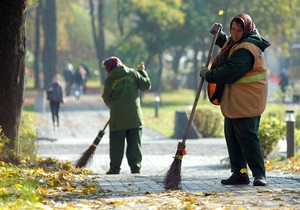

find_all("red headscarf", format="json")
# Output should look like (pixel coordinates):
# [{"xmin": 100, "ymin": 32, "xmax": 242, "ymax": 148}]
[
  {"xmin": 102, "ymin": 56, "xmax": 122, "ymax": 72},
  {"xmin": 230, "ymin": 13, "xmax": 256, "ymax": 38}
]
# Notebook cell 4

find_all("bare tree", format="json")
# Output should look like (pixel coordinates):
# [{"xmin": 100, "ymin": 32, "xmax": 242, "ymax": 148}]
[
  {"xmin": 34, "ymin": 0, "xmax": 41, "ymax": 89},
  {"xmin": 0, "ymin": 1, "xmax": 27, "ymax": 156},
  {"xmin": 41, "ymin": 0, "xmax": 57, "ymax": 87},
  {"xmin": 89, "ymin": 0, "xmax": 106, "ymax": 84}
]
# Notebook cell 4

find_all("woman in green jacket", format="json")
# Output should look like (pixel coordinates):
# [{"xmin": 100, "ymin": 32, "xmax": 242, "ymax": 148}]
[
  {"xmin": 200, "ymin": 13, "xmax": 271, "ymax": 186},
  {"xmin": 102, "ymin": 56, "xmax": 151, "ymax": 174}
]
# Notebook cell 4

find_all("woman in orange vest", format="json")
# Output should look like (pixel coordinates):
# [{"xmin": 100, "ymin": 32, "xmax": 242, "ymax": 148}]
[{"xmin": 200, "ymin": 13, "xmax": 271, "ymax": 186}]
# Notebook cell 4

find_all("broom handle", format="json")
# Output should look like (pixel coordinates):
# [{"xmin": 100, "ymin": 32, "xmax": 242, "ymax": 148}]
[
  {"xmin": 181, "ymin": 27, "xmax": 221, "ymax": 145},
  {"xmin": 102, "ymin": 120, "xmax": 109, "ymax": 131}
]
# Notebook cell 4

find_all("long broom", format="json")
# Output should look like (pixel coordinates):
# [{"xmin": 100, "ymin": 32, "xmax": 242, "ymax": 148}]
[
  {"xmin": 164, "ymin": 27, "xmax": 221, "ymax": 190},
  {"xmin": 74, "ymin": 120, "xmax": 109, "ymax": 168}
]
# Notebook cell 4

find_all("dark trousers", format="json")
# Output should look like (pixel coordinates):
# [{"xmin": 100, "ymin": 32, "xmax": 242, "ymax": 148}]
[
  {"xmin": 109, "ymin": 128, "xmax": 142, "ymax": 173},
  {"xmin": 65, "ymin": 81, "xmax": 72, "ymax": 96},
  {"xmin": 224, "ymin": 116, "xmax": 266, "ymax": 177},
  {"xmin": 50, "ymin": 101, "xmax": 60, "ymax": 126}
]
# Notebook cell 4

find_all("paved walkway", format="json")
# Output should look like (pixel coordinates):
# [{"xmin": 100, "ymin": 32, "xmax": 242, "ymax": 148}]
[{"xmin": 35, "ymin": 90, "xmax": 300, "ymax": 209}]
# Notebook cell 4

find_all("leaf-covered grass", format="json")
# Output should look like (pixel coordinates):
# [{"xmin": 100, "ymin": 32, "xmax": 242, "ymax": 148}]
[
  {"xmin": 0, "ymin": 158, "xmax": 99, "ymax": 209},
  {"xmin": 0, "ymin": 162, "xmax": 42, "ymax": 208}
]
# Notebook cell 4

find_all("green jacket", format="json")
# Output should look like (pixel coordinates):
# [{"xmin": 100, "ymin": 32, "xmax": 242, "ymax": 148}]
[{"xmin": 102, "ymin": 65, "xmax": 151, "ymax": 131}]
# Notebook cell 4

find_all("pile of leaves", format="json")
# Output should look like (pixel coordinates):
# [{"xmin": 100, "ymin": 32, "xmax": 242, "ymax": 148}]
[
  {"xmin": 0, "ymin": 157, "xmax": 103, "ymax": 209},
  {"xmin": 265, "ymin": 156, "xmax": 300, "ymax": 174}
]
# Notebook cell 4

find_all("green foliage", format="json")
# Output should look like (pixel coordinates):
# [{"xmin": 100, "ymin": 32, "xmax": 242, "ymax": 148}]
[
  {"xmin": 19, "ymin": 111, "xmax": 37, "ymax": 160},
  {"xmin": 110, "ymin": 35, "xmax": 148, "ymax": 66},
  {"xmin": 296, "ymin": 113, "xmax": 300, "ymax": 129},
  {"xmin": 0, "ymin": 126, "xmax": 9, "ymax": 152},
  {"xmin": 258, "ymin": 112, "xmax": 286, "ymax": 158},
  {"xmin": 193, "ymin": 106, "xmax": 224, "ymax": 138}
]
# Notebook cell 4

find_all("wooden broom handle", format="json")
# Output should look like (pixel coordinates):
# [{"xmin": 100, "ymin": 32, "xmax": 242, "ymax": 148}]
[{"xmin": 181, "ymin": 27, "xmax": 221, "ymax": 145}]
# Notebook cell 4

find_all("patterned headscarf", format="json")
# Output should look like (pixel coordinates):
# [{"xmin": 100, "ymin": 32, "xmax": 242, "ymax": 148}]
[
  {"xmin": 230, "ymin": 13, "xmax": 256, "ymax": 38},
  {"xmin": 102, "ymin": 56, "xmax": 122, "ymax": 72}
]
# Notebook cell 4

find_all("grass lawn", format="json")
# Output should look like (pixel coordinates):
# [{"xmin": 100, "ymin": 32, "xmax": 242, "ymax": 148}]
[{"xmin": 141, "ymin": 89, "xmax": 208, "ymax": 138}]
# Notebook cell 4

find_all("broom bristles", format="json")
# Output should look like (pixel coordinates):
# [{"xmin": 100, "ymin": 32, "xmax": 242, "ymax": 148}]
[
  {"xmin": 163, "ymin": 142, "xmax": 186, "ymax": 190},
  {"xmin": 74, "ymin": 131, "xmax": 104, "ymax": 168},
  {"xmin": 74, "ymin": 145, "xmax": 97, "ymax": 168},
  {"xmin": 164, "ymin": 158, "xmax": 182, "ymax": 190}
]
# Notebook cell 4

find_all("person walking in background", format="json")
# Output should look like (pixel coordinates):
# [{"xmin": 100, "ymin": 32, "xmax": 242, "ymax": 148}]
[
  {"xmin": 80, "ymin": 63, "xmax": 90, "ymax": 94},
  {"xmin": 279, "ymin": 68, "xmax": 288, "ymax": 102},
  {"xmin": 102, "ymin": 56, "xmax": 151, "ymax": 174},
  {"xmin": 46, "ymin": 73, "xmax": 64, "ymax": 130},
  {"xmin": 63, "ymin": 63, "xmax": 74, "ymax": 96},
  {"xmin": 73, "ymin": 65, "xmax": 86, "ymax": 100},
  {"xmin": 200, "ymin": 13, "xmax": 271, "ymax": 186}
]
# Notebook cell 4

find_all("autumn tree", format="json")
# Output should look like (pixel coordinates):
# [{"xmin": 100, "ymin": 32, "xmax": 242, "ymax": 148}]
[{"xmin": 0, "ymin": 1, "xmax": 27, "ymax": 157}]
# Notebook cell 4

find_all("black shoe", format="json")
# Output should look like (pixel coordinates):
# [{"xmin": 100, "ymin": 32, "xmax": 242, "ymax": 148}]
[
  {"xmin": 253, "ymin": 176, "xmax": 267, "ymax": 186},
  {"xmin": 131, "ymin": 171, "xmax": 140, "ymax": 174},
  {"xmin": 221, "ymin": 173, "xmax": 250, "ymax": 185},
  {"xmin": 106, "ymin": 170, "xmax": 120, "ymax": 175}
]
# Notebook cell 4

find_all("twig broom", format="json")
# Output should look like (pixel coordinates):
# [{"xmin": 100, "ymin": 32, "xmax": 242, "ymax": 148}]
[
  {"xmin": 74, "ymin": 120, "xmax": 109, "ymax": 168},
  {"xmin": 164, "ymin": 28, "xmax": 221, "ymax": 190}
]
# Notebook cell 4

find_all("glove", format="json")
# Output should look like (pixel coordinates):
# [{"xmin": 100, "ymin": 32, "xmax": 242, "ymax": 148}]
[
  {"xmin": 200, "ymin": 66, "xmax": 209, "ymax": 79},
  {"xmin": 210, "ymin": 23, "xmax": 223, "ymax": 35}
]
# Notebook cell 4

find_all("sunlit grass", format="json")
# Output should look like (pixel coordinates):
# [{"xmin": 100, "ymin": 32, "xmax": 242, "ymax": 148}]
[
  {"xmin": 142, "ymin": 89, "xmax": 206, "ymax": 137},
  {"xmin": 0, "ymin": 165, "xmax": 42, "ymax": 207}
]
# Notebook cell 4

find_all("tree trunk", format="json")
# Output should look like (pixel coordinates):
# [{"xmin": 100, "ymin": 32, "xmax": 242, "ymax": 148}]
[
  {"xmin": 0, "ymin": 1, "xmax": 27, "ymax": 156},
  {"xmin": 172, "ymin": 48, "xmax": 184, "ymax": 75},
  {"xmin": 116, "ymin": 0, "xmax": 124, "ymax": 36},
  {"xmin": 89, "ymin": 0, "xmax": 106, "ymax": 85},
  {"xmin": 42, "ymin": 0, "xmax": 57, "ymax": 88},
  {"xmin": 98, "ymin": 0, "xmax": 106, "ymax": 84},
  {"xmin": 157, "ymin": 54, "xmax": 163, "ymax": 95},
  {"xmin": 34, "ymin": 0, "xmax": 41, "ymax": 89}
]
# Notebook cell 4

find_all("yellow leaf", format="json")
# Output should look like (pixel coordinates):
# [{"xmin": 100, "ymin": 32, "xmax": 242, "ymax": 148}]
[
  {"xmin": 37, "ymin": 187, "xmax": 48, "ymax": 195},
  {"xmin": 51, "ymin": 178, "xmax": 61, "ymax": 187},
  {"xmin": 240, "ymin": 168, "xmax": 248, "ymax": 174},
  {"xmin": 14, "ymin": 183, "xmax": 23, "ymax": 189},
  {"xmin": 35, "ymin": 167, "xmax": 44, "ymax": 174},
  {"xmin": 0, "ymin": 161, "xmax": 7, "ymax": 166},
  {"xmin": 67, "ymin": 203, "xmax": 74, "ymax": 207},
  {"xmin": 185, "ymin": 197, "xmax": 195, "ymax": 203},
  {"xmin": 114, "ymin": 200, "xmax": 125, "ymax": 207},
  {"xmin": 0, "ymin": 188, "xmax": 8, "ymax": 195},
  {"xmin": 218, "ymin": 10, "xmax": 225, "ymax": 15},
  {"xmin": 186, "ymin": 203, "xmax": 192, "ymax": 210}
]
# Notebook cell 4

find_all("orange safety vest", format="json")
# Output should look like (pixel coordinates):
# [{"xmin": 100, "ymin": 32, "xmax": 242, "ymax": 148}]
[{"xmin": 208, "ymin": 41, "xmax": 268, "ymax": 118}]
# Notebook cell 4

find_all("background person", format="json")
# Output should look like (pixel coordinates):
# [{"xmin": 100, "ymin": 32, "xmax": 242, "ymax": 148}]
[
  {"xmin": 102, "ymin": 56, "xmax": 151, "ymax": 174},
  {"xmin": 63, "ymin": 63, "xmax": 74, "ymax": 96},
  {"xmin": 80, "ymin": 63, "xmax": 90, "ymax": 94},
  {"xmin": 73, "ymin": 66, "xmax": 86, "ymax": 100},
  {"xmin": 46, "ymin": 73, "xmax": 64, "ymax": 130},
  {"xmin": 200, "ymin": 13, "xmax": 271, "ymax": 186}
]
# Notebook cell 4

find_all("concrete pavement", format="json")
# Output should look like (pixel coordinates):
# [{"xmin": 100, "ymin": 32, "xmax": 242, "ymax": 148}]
[{"xmin": 35, "ymin": 90, "xmax": 300, "ymax": 209}]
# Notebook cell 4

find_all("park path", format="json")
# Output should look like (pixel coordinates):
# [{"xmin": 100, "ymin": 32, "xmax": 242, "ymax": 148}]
[{"xmin": 34, "ymin": 90, "xmax": 300, "ymax": 209}]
